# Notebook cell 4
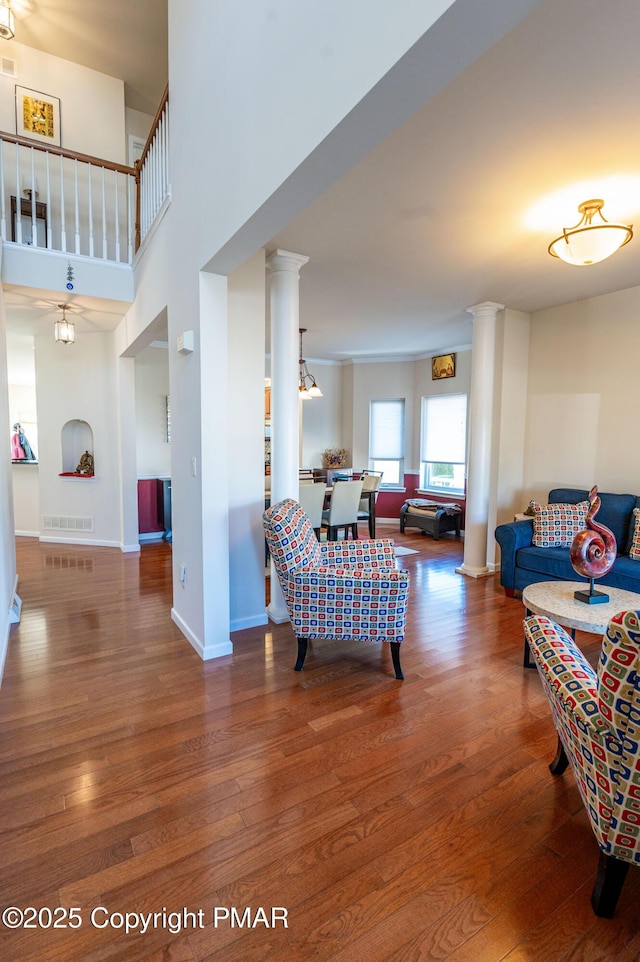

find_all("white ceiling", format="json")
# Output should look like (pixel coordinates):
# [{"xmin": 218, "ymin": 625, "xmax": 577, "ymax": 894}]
[
  {"xmin": 11, "ymin": 0, "xmax": 167, "ymax": 114},
  {"xmin": 4, "ymin": 0, "xmax": 640, "ymax": 366},
  {"xmin": 269, "ymin": 0, "xmax": 640, "ymax": 361}
]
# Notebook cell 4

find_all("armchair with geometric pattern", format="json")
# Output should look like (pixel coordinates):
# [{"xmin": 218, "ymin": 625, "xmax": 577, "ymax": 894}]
[
  {"xmin": 263, "ymin": 498, "xmax": 410, "ymax": 679},
  {"xmin": 524, "ymin": 609, "xmax": 640, "ymax": 917}
]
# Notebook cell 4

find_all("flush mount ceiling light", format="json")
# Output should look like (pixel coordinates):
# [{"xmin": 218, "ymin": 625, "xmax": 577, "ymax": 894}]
[
  {"xmin": 548, "ymin": 199, "xmax": 633, "ymax": 266},
  {"xmin": 0, "ymin": 0, "xmax": 14, "ymax": 40},
  {"xmin": 298, "ymin": 327, "xmax": 323, "ymax": 399},
  {"xmin": 54, "ymin": 304, "xmax": 75, "ymax": 345}
]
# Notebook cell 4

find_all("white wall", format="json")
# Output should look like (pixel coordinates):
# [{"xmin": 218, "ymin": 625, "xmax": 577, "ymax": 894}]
[
  {"xmin": 134, "ymin": 346, "xmax": 170, "ymax": 478},
  {"xmin": 300, "ymin": 362, "xmax": 343, "ymax": 468},
  {"xmin": 0, "ymin": 266, "xmax": 17, "ymax": 681},
  {"xmin": 34, "ymin": 331, "xmax": 123, "ymax": 547},
  {"xmin": 0, "ymin": 41, "xmax": 126, "ymax": 162},
  {"xmin": 348, "ymin": 359, "xmax": 417, "ymax": 471},
  {"xmin": 523, "ymin": 286, "xmax": 640, "ymax": 502},
  {"xmin": 414, "ymin": 350, "xmax": 472, "ymax": 474},
  {"xmin": 228, "ymin": 249, "xmax": 267, "ymax": 632}
]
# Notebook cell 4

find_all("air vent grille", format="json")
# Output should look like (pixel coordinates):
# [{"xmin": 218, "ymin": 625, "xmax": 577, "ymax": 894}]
[
  {"xmin": 0, "ymin": 57, "xmax": 16, "ymax": 78},
  {"xmin": 42, "ymin": 516, "xmax": 95, "ymax": 532}
]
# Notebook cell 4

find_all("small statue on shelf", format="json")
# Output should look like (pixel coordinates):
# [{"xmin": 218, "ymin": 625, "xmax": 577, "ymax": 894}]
[
  {"xmin": 11, "ymin": 422, "xmax": 36, "ymax": 461},
  {"xmin": 75, "ymin": 450, "xmax": 94, "ymax": 475}
]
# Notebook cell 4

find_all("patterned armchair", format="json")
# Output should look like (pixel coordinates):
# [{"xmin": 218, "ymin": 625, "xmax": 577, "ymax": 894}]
[
  {"xmin": 524, "ymin": 610, "xmax": 640, "ymax": 917},
  {"xmin": 263, "ymin": 498, "xmax": 410, "ymax": 679}
]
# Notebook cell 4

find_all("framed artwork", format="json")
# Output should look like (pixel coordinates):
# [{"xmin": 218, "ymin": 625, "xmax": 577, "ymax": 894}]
[
  {"xmin": 15, "ymin": 85, "xmax": 61, "ymax": 147},
  {"xmin": 432, "ymin": 353, "xmax": 456, "ymax": 380}
]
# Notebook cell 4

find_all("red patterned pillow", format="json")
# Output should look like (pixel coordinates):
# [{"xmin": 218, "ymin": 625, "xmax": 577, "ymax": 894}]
[
  {"xmin": 531, "ymin": 500, "xmax": 589, "ymax": 548},
  {"xmin": 629, "ymin": 508, "xmax": 640, "ymax": 560}
]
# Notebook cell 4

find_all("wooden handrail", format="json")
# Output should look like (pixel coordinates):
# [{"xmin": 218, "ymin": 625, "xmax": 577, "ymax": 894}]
[
  {"xmin": 0, "ymin": 130, "xmax": 136, "ymax": 177},
  {"xmin": 137, "ymin": 85, "xmax": 169, "ymax": 176},
  {"xmin": 134, "ymin": 84, "xmax": 169, "ymax": 251}
]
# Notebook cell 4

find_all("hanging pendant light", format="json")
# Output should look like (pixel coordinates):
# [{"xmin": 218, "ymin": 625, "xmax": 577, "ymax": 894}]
[
  {"xmin": 298, "ymin": 328, "xmax": 323, "ymax": 399},
  {"xmin": 548, "ymin": 199, "xmax": 633, "ymax": 266},
  {"xmin": 0, "ymin": 1, "xmax": 15, "ymax": 40},
  {"xmin": 54, "ymin": 304, "xmax": 75, "ymax": 345}
]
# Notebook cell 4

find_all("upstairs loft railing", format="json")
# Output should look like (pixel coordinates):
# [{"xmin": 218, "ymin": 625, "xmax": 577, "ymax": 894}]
[
  {"xmin": 136, "ymin": 85, "xmax": 169, "ymax": 249},
  {"xmin": 0, "ymin": 85, "xmax": 170, "ymax": 266}
]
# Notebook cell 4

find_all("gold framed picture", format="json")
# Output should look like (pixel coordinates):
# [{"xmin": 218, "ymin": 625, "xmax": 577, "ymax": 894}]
[
  {"xmin": 15, "ymin": 85, "xmax": 61, "ymax": 147},
  {"xmin": 432, "ymin": 353, "xmax": 456, "ymax": 380}
]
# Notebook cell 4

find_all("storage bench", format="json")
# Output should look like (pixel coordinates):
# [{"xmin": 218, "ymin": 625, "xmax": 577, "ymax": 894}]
[{"xmin": 400, "ymin": 500, "xmax": 461, "ymax": 540}]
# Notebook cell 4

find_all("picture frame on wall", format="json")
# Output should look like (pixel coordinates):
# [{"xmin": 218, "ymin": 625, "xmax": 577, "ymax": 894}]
[
  {"xmin": 431, "ymin": 352, "xmax": 456, "ymax": 380},
  {"xmin": 15, "ymin": 85, "xmax": 61, "ymax": 147}
]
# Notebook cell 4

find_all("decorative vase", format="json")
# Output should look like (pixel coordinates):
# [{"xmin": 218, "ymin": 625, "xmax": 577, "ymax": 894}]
[{"xmin": 570, "ymin": 485, "xmax": 616, "ymax": 604}]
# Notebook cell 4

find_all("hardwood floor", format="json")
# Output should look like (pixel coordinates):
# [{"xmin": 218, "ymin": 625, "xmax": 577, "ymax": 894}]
[{"xmin": 1, "ymin": 528, "xmax": 639, "ymax": 961}]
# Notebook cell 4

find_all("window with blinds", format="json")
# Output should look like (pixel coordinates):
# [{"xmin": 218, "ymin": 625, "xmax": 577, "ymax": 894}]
[
  {"xmin": 369, "ymin": 398, "xmax": 405, "ymax": 486},
  {"xmin": 420, "ymin": 393, "xmax": 467, "ymax": 494}
]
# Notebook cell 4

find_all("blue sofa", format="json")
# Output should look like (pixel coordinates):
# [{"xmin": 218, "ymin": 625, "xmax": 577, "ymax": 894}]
[{"xmin": 495, "ymin": 487, "xmax": 640, "ymax": 596}]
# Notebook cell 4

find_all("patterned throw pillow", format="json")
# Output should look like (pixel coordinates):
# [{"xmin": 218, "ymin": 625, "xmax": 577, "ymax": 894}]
[
  {"xmin": 530, "ymin": 500, "xmax": 589, "ymax": 548},
  {"xmin": 629, "ymin": 508, "xmax": 640, "ymax": 560}
]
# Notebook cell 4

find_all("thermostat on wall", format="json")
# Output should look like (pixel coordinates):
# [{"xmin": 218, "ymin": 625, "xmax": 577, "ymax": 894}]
[{"xmin": 177, "ymin": 331, "xmax": 194, "ymax": 354}]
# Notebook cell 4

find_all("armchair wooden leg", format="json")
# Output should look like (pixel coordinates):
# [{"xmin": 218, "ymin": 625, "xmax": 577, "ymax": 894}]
[
  {"xmin": 591, "ymin": 851, "xmax": 630, "ymax": 918},
  {"xmin": 294, "ymin": 637, "xmax": 308, "ymax": 672},
  {"xmin": 390, "ymin": 642, "xmax": 404, "ymax": 680},
  {"xmin": 549, "ymin": 734, "xmax": 570, "ymax": 774}
]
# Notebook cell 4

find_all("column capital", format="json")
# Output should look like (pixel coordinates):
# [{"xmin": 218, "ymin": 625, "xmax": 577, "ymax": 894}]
[
  {"xmin": 266, "ymin": 249, "xmax": 310, "ymax": 274},
  {"xmin": 466, "ymin": 300, "xmax": 505, "ymax": 318}
]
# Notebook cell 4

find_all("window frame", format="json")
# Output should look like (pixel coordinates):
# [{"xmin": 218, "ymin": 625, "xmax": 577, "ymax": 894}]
[
  {"xmin": 368, "ymin": 398, "xmax": 406, "ymax": 489},
  {"xmin": 419, "ymin": 392, "xmax": 467, "ymax": 496}
]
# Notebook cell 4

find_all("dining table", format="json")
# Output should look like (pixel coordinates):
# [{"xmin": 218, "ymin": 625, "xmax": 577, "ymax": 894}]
[{"xmin": 264, "ymin": 485, "xmax": 377, "ymax": 539}]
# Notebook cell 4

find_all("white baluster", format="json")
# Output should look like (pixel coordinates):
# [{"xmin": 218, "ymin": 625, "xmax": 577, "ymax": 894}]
[
  {"xmin": 45, "ymin": 152, "xmax": 52, "ymax": 249},
  {"xmin": 74, "ymin": 159, "xmax": 80, "ymax": 253},
  {"xmin": 87, "ymin": 163, "xmax": 94, "ymax": 258},
  {"xmin": 60, "ymin": 154, "xmax": 67, "ymax": 252},
  {"xmin": 114, "ymin": 169, "xmax": 120, "ymax": 262},
  {"xmin": 29, "ymin": 149, "xmax": 37, "ymax": 247},
  {"xmin": 15, "ymin": 142, "xmax": 22, "ymax": 244},
  {"xmin": 101, "ymin": 167, "xmax": 107, "ymax": 258}
]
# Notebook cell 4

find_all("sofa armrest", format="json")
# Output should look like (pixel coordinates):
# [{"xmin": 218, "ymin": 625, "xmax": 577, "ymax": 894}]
[
  {"xmin": 318, "ymin": 539, "xmax": 396, "ymax": 568},
  {"xmin": 494, "ymin": 520, "xmax": 534, "ymax": 593}
]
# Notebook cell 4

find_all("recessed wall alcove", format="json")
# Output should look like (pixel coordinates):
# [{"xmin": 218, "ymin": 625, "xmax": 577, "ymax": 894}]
[{"xmin": 60, "ymin": 419, "xmax": 94, "ymax": 477}]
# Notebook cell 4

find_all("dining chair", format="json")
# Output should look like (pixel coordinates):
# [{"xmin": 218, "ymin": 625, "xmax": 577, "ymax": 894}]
[
  {"xmin": 321, "ymin": 479, "xmax": 364, "ymax": 541},
  {"xmin": 358, "ymin": 470, "xmax": 383, "ymax": 534},
  {"xmin": 297, "ymin": 481, "xmax": 327, "ymax": 538}
]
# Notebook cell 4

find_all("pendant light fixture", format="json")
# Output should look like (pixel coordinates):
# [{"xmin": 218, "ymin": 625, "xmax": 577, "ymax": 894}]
[
  {"xmin": 54, "ymin": 304, "xmax": 75, "ymax": 345},
  {"xmin": 298, "ymin": 328, "xmax": 323, "ymax": 399},
  {"xmin": 548, "ymin": 199, "xmax": 633, "ymax": 266},
  {"xmin": 0, "ymin": 0, "xmax": 14, "ymax": 40}
]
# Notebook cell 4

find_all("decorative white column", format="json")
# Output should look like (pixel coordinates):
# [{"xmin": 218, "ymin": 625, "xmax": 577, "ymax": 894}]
[
  {"xmin": 456, "ymin": 301, "xmax": 504, "ymax": 579},
  {"xmin": 266, "ymin": 249, "xmax": 309, "ymax": 623}
]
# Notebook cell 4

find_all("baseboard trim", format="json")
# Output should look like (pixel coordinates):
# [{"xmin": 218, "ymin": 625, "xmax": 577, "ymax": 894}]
[
  {"xmin": 39, "ymin": 536, "xmax": 121, "ymax": 548},
  {"xmin": 171, "ymin": 607, "xmax": 233, "ymax": 661},
  {"xmin": 231, "ymin": 612, "xmax": 268, "ymax": 632}
]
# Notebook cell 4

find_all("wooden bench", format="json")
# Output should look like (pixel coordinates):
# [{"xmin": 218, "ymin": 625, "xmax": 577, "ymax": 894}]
[{"xmin": 399, "ymin": 502, "xmax": 461, "ymax": 540}]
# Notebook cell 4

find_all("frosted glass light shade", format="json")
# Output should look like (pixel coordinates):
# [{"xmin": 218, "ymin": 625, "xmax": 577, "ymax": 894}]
[{"xmin": 548, "ymin": 199, "xmax": 633, "ymax": 266}]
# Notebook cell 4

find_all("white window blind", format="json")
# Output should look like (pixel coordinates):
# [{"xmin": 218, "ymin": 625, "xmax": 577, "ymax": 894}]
[
  {"xmin": 370, "ymin": 399, "xmax": 405, "ymax": 459},
  {"xmin": 421, "ymin": 394, "xmax": 467, "ymax": 463}
]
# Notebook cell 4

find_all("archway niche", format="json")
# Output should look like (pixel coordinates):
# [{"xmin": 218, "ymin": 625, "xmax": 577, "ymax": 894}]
[{"xmin": 60, "ymin": 419, "xmax": 94, "ymax": 476}]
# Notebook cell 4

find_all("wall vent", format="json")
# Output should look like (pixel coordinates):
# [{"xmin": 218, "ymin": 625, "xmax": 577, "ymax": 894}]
[
  {"xmin": 0, "ymin": 57, "xmax": 16, "ymax": 78},
  {"xmin": 42, "ymin": 516, "xmax": 95, "ymax": 532}
]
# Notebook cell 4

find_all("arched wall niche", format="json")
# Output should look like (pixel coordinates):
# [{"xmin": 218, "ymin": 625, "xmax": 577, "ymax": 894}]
[{"xmin": 60, "ymin": 419, "xmax": 94, "ymax": 475}]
